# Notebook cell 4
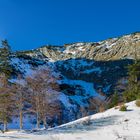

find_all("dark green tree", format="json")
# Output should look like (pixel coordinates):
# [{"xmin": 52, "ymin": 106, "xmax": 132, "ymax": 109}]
[
  {"xmin": 0, "ymin": 40, "xmax": 12, "ymax": 77},
  {"xmin": 108, "ymin": 92, "xmax": 119, "ymax": 108},
  {"xmin": 123, "ymin": 60, "xmax": 140, "ymax": 102},
  {"xmin": 0, "ymin": 40, "xmax": 14, "ymax": 132}
]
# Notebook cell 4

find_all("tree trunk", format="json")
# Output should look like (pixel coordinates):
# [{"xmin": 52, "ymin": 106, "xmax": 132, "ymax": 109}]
[
  {"xmin": 20, "ymin": 110, "xmax": 23, "ymax": 130},
  {"xmin": 36, "ymin": 111, "xmax": 40, "ymax": 129},
  {"xmin": 3, "ymin": 121, "xmax": 7, "ymax": 132},
  {"xmin": 43, "ymin": 117, "xmax": 47, "ymax": 129}
]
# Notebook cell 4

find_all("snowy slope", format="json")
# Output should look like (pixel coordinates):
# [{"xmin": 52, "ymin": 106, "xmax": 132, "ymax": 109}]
[{"xmin": 1, "ymin": 101, "xmax": 140, "ymax": 140}]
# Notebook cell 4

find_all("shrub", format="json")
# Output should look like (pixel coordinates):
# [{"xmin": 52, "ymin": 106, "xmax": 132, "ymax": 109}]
[
  {"xmin": 108, "ymin": 93, "xmax": 119, "ymax": 109},
  {"xmin": 99, "ymin": 105, "xmax": 105, "ymax": 112},
  {"xmin": 119, "ymin": 105, "xmax": 127, "ymax": 111},
  {"xmin": 135, "ymin": 100, "xmax": 140, "ymax": 107}
]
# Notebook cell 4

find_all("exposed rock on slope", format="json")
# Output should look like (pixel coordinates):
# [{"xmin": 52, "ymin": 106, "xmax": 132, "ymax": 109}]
[{"xmin": 25, "ymin": 32, "xmax": 140, "ymax": 61}]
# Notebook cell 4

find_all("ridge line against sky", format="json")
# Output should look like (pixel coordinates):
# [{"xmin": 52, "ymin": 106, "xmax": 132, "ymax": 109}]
[{"xmin": 0, "ymin": 0, "xmax": 140, "ymax": 51}]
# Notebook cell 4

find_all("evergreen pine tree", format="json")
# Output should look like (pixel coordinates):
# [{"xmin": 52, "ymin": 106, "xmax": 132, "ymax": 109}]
[
  {"xmin": 123, "ymin": 60, "xmax": 140, "ymax": 102},
  {"xmin": 108, "ymin": 92, "xmax": 119, "ymax": 108},
  {"xmin": 0, "ymin": 40, "xmax": 12, "ymax": 77},
  {"xmin": 0, "ymin": 40, "xmax": 14, "ymax": 132}
]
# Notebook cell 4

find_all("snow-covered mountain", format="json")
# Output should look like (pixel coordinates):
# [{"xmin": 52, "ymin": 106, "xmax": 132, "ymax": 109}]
[
  {"xmin": 8, "ymin": 32, "xmax": 140, "ymax": 124},
  {"xmin": 1, "ymin": 101, "xmax": 140, "ymax": 140}
]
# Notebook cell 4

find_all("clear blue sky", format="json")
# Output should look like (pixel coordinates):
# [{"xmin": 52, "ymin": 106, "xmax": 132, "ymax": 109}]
[{"xmin": 0, "ymin": 0, "xmax": 140, "ymax": 51}]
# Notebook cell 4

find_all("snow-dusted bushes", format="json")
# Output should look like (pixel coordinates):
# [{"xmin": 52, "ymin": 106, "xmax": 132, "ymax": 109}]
[{"xmin": 119, "ymin": 105, "xmax": 127, "ymax": 111}]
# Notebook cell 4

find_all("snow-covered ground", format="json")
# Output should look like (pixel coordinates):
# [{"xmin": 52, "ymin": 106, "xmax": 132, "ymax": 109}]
[{"xmin": 0, "ymin": 101, "xmax": 140, "ymax": 140}]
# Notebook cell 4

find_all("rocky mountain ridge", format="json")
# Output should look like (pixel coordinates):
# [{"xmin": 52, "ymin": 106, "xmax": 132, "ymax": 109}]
[{"xmin": 24, "ymin": 32, "xmax": 140, "ymax": 61}]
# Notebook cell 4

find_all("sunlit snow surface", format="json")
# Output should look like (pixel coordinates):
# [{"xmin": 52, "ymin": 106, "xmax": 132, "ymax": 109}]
[{"xmin": 1, "ymin": 101, "xmax": 140, "ymax": 140}]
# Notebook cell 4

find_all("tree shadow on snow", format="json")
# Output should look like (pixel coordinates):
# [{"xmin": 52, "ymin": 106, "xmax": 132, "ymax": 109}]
[
  {"xmin": 35, "ymin": 115, "xmax": 120, "ymax": 135},
  {"xmin": 0, "ymin": 135, "xmax": 29, "ymax": 139}
]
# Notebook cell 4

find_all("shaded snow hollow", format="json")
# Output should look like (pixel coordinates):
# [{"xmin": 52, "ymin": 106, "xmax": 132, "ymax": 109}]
[{"xmin": 1, "ymin": 101, "xmax": 140, "ymax": 140}]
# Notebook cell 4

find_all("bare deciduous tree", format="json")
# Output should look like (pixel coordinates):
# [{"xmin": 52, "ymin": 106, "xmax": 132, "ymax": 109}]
[
  {"xmin": 27, "ymin": 68, "xmax": 61, "ymax": 129},
  {"xmin": 0, "ymin": 73, "xmax": 14, "ymax": 132},
  {"xmin": 12, "ymin": 75, "xmax": 28, "ymax": 130}
]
